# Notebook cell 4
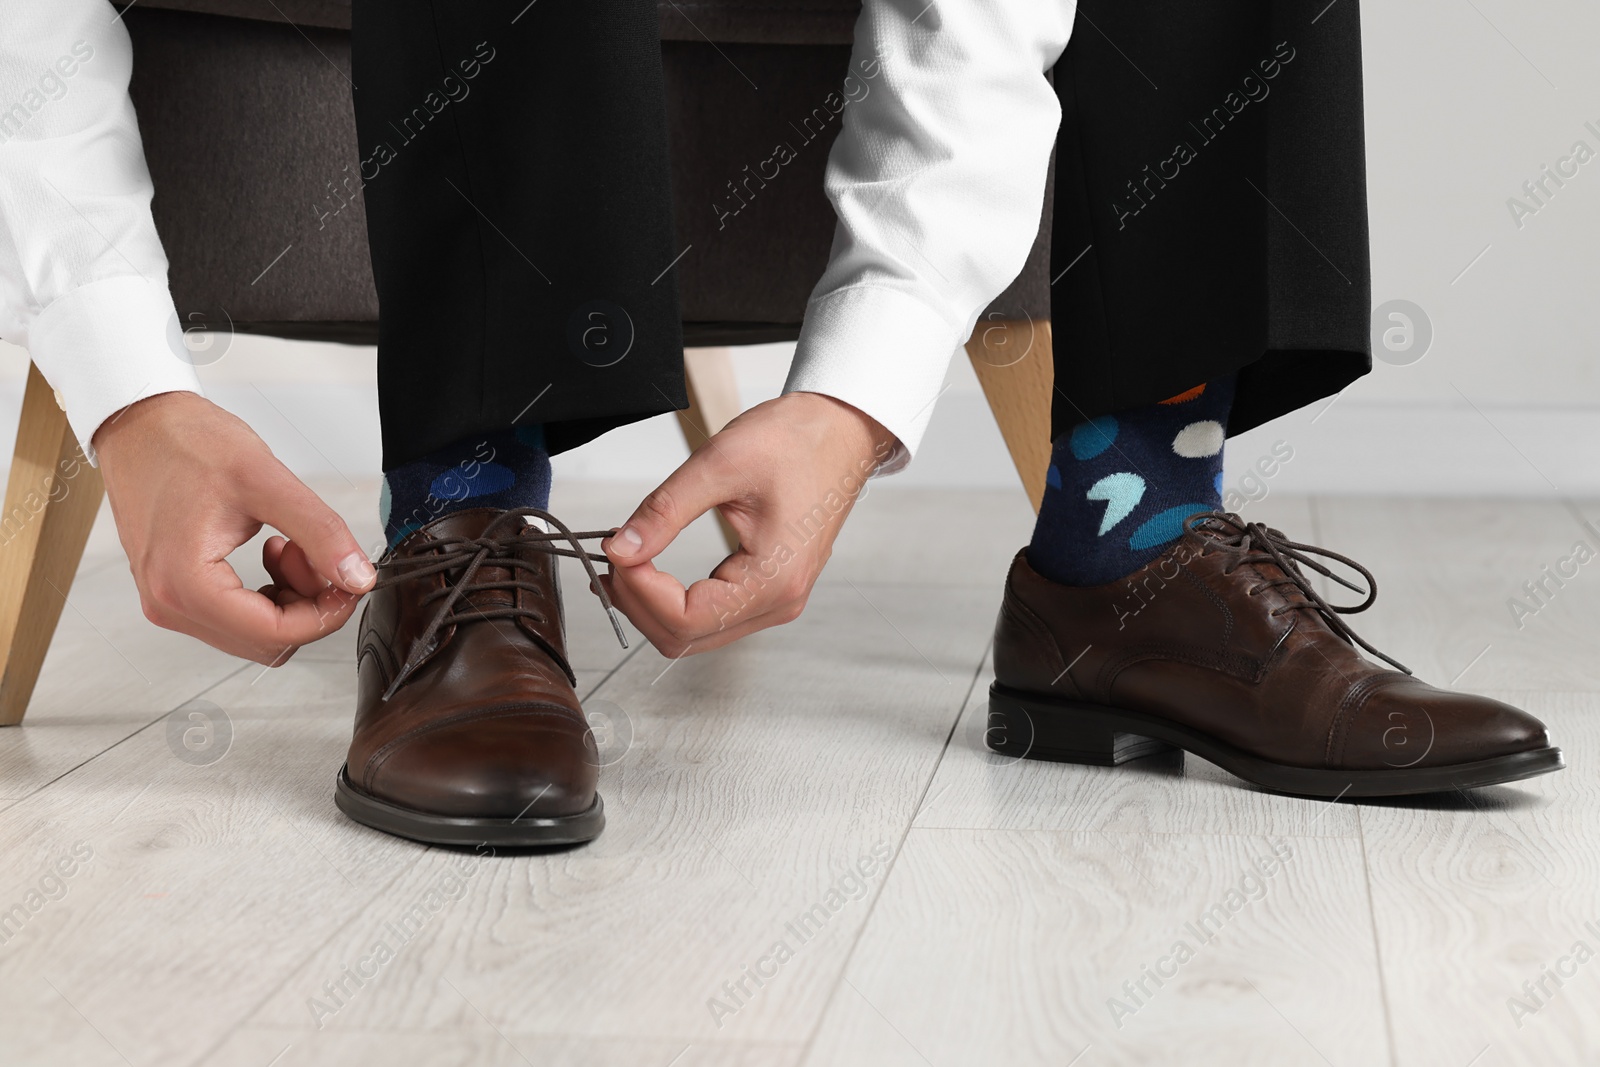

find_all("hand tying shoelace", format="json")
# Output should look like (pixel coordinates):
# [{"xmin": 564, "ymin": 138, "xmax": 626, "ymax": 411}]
[
  {"xmin": 1186, "ymin": 511, "xmax": 1410, "ymax": 675},
  {"xmin": 373, "ymin": 507, "xmax": 628, "ymax": 700}
]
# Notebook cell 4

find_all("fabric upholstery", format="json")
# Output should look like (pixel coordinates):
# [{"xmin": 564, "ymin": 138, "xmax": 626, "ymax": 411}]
[
  {"xmin": 124, "ymin": 5, "xmax": 1051, "ymax": 343},
  {"xmin": 127, "ymin": 8, "xmax": 377, "ymax": 331}
]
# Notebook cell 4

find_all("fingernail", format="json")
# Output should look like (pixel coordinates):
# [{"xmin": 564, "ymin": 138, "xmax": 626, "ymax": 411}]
[
  {"xmin": 610, "ymin": 526, "xmax": 643, "ymax": 559},
  {"xmin": 337, "ymin": 552, "xmax": 376, "ymax": 591}
]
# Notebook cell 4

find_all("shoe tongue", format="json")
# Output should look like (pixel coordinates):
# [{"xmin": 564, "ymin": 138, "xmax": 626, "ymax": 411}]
[{"xmin": 412, "ymin": 507, "xmax": 523, "ymax": 544}]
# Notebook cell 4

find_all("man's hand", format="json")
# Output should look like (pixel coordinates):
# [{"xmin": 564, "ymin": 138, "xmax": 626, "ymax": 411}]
[
  {"xmin": 602, "ymin": 392, "xmax": 897, "ymax": 657},
  {"xmin": 93, "ymin": 391, "xmax": 375, "ymax": 665}
]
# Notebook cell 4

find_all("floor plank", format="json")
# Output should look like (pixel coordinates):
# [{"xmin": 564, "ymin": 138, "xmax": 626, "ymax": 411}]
[
  {"xmin": 1310, "ymin": 496, "xmax": 1600, "ymax": 691},
  {"xmin": 0, "ymin": 703, "xmax": 415, "ymax": 1066},
  {"xmin": 0, "ymin": 559, "xmax": 246, "ymax": 807},
  {"xmin": 205, "ymin": 1030, "xmax": 802, "ymax": 1067},
  {"xmin": 804, "ymin": 827, "xmax": 1388, "ymax": 1067}
]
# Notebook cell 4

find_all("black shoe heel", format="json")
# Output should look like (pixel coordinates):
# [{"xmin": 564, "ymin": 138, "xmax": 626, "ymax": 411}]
[{"xmin": 987, "ymin": 686, "xmax": 1177, "ymax": 766}]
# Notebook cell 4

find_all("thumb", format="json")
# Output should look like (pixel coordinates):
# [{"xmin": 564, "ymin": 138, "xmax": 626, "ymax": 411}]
[
  {"xmin": 607, "ymin": 451, "xmax": 737, "ymax": 566},
  {"xmin": 247, "ymin": 463, "xmax": 376, "ymax": 594}
]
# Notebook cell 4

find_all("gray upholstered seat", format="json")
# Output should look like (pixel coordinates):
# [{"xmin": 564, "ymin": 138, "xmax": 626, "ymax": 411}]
[{"xmin": 124, "ymin": 0, "xmax": 1049, "ymax": 344}]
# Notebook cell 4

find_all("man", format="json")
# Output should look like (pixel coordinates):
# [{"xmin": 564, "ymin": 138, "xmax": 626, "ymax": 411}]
[{"xmin": 2, "ymin": 0, "xmax": 1558, "ymax": 852}]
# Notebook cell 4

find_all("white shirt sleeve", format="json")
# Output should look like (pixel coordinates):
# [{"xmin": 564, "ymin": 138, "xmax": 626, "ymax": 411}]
[
  {"xmin": 0, "ymin": 0, "xmax": 203, "ymax": 463},
  {"xmin": 784, "ymin": 0, "xmax": 1076, "ymax": 472}
]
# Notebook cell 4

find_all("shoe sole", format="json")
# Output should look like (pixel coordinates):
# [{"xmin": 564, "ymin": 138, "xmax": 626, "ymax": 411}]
[
  {"xmin": 987, "ymin": 683, "xmax": 1564, "ymax": 798},
  {"xmin": 334, "ymin": 766, "xmax": 604, "ymax": 847}
]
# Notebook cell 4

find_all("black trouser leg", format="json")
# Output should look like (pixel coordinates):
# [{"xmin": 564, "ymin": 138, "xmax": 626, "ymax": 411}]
[
  {"xmin": 351, "ymin": 0, "xmax": 686, "ymax": 468},
  {"xmin": 1049, "ymin": 0, "xmax": 1372, "ymax": 437}
]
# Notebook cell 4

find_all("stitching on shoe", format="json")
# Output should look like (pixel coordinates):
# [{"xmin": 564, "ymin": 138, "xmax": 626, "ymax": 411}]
[
  {"xmin": 1180, "ymin": 565, "xmax": 1235, "ymax": 649},
  {"xmin": 357, "ymin": 638, "xmax": 395, "ymax": 686},
  {"xmin": 1326, "ymin": 671, "xmax": 1408, "ymax": 767}
]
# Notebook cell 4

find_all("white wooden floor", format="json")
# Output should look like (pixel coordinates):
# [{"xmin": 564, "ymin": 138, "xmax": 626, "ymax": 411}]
[{"xmin": 1, "ymin": 483, "xmax": 1596, "ymax": 1067}]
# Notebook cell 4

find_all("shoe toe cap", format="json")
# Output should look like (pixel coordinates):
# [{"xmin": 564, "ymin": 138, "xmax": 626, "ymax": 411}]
[
  {"xmin": 1346, "ymin": 680, "xmax": 1551, "ymax": 769},
  {"xmin": 365, "ymin": 711, "xmax": 599, "ymax": 819}
]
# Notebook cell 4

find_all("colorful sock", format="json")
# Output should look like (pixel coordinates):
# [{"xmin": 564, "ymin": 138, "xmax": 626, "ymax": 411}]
[
  {"xmin": 1027, "ymin": 377, "xmax": 1235, "ymax": 586},
  {"xmin": 379, "ymin": 426, "xmax": 552, "ymax": 548}
]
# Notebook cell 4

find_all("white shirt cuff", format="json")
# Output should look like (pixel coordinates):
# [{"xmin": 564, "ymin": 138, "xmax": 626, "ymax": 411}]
[
  {"xmin": 784, "ymin": 285, "xmax": 963, "ymax": 475},
  {"xmin": 26, "ymin": 276, "xmax": 204, "ymax": 463}
]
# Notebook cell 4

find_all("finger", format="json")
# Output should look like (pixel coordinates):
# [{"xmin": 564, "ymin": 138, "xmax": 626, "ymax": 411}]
[
  {"xmin": 242, "ymin": 464, "xmax": 375, "ymax": 594},
  {"xmin": 158, "ymin": 595, "xmax": 304, "ymax": 666},
  {"xmin": 604, "ymin": 556, "xmax": 803, "ymax": 655},
  {"xmin": 604, "ymin": 449, "xmax": 745, "ymax": 567},
  {"xmin": 262, "ymin": 535, "xmax": 324, "ymax": 599},
  {"xmin": 603, "ymin": 568, "xmax": 793, "ymax": 656},
  {"xmin": 262, "ymin": 534, "xmax": 286, "ymax": 583},
  {"xmin": 255, "ymin": 580, "xmax": 312, "ymax": 609},
  {"xmin": 608, "ymin": 549, "xmax": 787, "ymax": 635},
  {"xmin": 243, "ymin": 584, "xmax": 358, "ymax": 663},
  {"xmin": 223, "ymin": 585, "xmax": 360, "ymax": 663},
  {"xmin": 170, "ymin": 558, "xmax": 361, "ymax": 660},
  {"xmin": 274, "ymin": 538, "xmax": 327, "ymax": 598}
]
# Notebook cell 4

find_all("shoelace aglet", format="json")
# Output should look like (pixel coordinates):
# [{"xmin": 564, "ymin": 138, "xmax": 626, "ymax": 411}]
[
  {"xmin": 381, "ymin": 650, "xmax": 423, "ymax": 702},
  {"xmin": 607, "ymin": 607, "xmax": 630, "ymax": 650}
]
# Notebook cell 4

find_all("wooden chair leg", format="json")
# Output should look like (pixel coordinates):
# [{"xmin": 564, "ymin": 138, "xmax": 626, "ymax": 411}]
[
  {"xmin": 965, "ymin": 317, "xmax": 1055, "ymax": 514},
  {"xmin": 675, "ymin": 346, "xmax": 742, "ymax": 553},
  {"xmin": 0, "ymin": 364, "xmax": 104, "ymax": 726}
]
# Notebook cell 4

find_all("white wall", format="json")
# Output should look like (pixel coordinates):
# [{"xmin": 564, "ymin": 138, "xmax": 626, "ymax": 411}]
[
  {"xmin": 1270, "ymin": 0, "xmax": 1600, "ymax": 498},
  {"xmin": 1359, "ymin": 0, "xmax": 1600, "ymax": 409}
]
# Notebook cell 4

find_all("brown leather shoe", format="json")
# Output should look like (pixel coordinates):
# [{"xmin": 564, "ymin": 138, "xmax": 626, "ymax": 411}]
[
  {"xmin": 336, "ymin": 507, "xmax": 626, "ymax": 845},
  {"xmin": 990, "ymin": 513, "xmax": 1563, "ymax": 797}
]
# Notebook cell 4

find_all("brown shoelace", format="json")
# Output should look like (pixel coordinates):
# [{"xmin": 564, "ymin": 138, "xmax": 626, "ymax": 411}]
[
  {"xmin": 1186, "ymin": 511, "xmax": 1410, "ymax": 675},
  {"xmin": 373, "ymin": 507, "xmax": 628, "ymax": 700}
]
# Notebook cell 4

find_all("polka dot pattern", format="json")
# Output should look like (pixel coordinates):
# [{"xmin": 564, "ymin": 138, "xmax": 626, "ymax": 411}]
[
  {"xmin": 1172, "ymin": 420, "xmax": 1225, "ymax": 458},
  {"xmin": 1068, "ymin": 416, "xmax": 1119, "ymax": 460}
]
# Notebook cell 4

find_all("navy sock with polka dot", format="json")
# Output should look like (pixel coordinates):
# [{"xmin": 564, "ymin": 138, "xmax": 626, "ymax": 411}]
[
  {"xmin": 1028, "ymin": 376, "xmax": 1235, "ymax": 587},
  {"xmin": 380, "ymin": 426, "xmax": 552, "ymax": 548}
]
